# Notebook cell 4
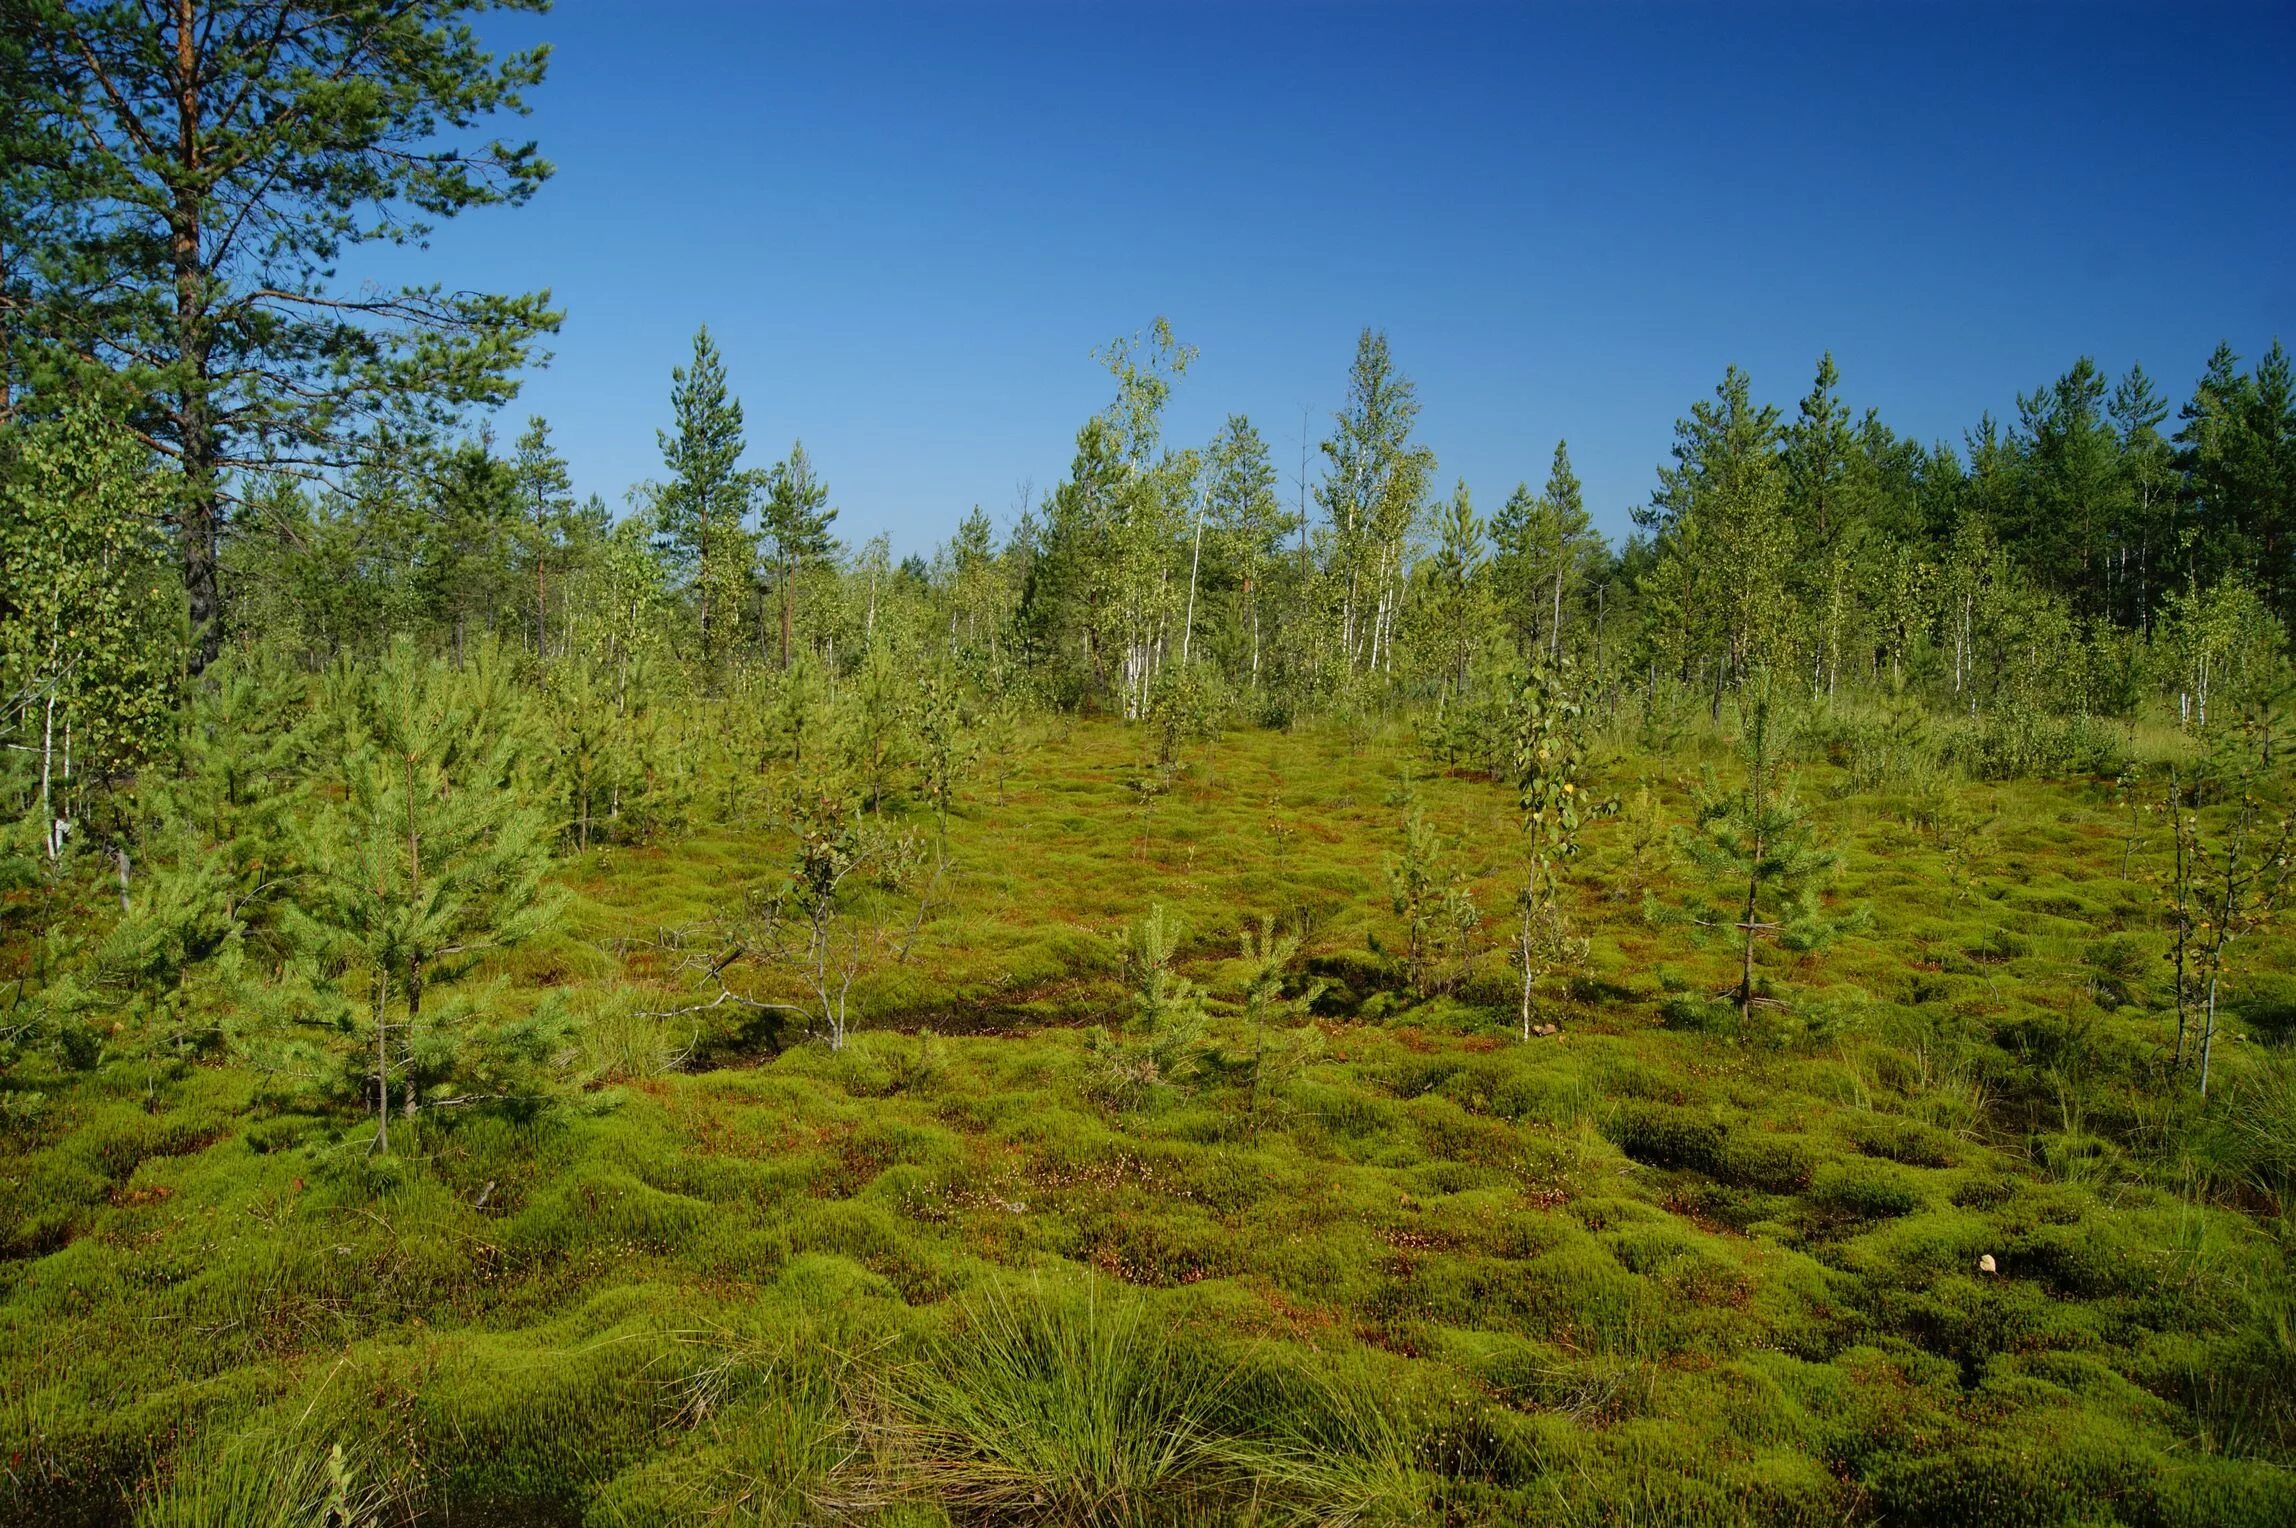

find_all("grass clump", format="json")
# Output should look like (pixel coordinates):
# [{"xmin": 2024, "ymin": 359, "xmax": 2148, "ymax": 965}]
[{"xmin": 888, "ymin": 1280, "xmax": 1235, "ymax": 1525}]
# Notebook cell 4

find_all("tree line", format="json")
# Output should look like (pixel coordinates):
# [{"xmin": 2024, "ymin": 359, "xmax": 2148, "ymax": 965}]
[{"xmin": 4, "ymin": 2, "xmax": 2289, "ymax": 774}]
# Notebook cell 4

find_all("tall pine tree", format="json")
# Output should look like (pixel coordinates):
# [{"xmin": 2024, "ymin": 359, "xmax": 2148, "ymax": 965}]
[
  {"xmin": 762, "ymin": 440, "xmax": 837, "ymax": 668},
  {"xmin": 5, "ymin": 0, "xmax": 558, "ymax": 669},
  {"xmin": 655, "ymin": 327, "xmax": 757, "ymax": 667}
]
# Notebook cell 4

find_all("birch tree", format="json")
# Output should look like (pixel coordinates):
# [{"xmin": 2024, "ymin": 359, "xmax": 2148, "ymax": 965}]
[
  {"xmin": 0, "ymin": 401, "xmax": 178, "ymax": 866},
  {"xmin": 1506, "ymin": 657, "xmax": 1610, "ymax": 1040},
  {"xmin": 1094, "ymin": 319, "xmax": 1198, "ymax": 719},
  {"xmin": 2162, "ymin": 705, "xmax": 2296, "ymax": 1096}
]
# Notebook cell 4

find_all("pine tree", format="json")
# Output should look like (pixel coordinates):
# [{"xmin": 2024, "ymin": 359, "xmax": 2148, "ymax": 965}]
[
  {"xmin": 1647, "ymin": 366, "xmax": 1794, "ymax": 706},
  {"xmin": 946, "ymin": 506, "xmax": 1009, "ymax": 668},
  {"xmin": 843, "ymin": 636, "xmax": 912, "ymax": 813},
  {"xmin": 1233, "ymin": 914, "xmax": 1325, "ymax": 1135},
  {"xmin": 147, "ymin": 651, "xmax": 311, "ymax": 961},
  {"xmin": 547, "ymin": 660, "xmax": 632, "ymax": 851},
  {"xmin": 1021, "ymin": 417, "xmax": 1128, "ymax": 705},
  {"xmin": 1490, "ymin": 482, "xmax": 1544, "ymax": 657},
  {"xmin": 1320, "ymin": 329, "xmax": 1435, "ymax": 676},
  {"xmin": 1204, "ymin": 414, "xmax": 1291, "ymax": 689},
  {"xmin": 292, "ymin": 642, "xmax": 561, "ymax": 1152},
  {"xmin": 1673, "ymin": 680, "xmax": 1853, "ymax": 1037},
  {"xmin": 1120, "ymin": 902, "xmax": 1205, "ymax": 1034},
  {"xmin": 1785, "ymin": 355, "xmax": 1858, "ymax": 690},
  {"xmin": 2109, "ymin": 365, "xmax": 2177, "ymax": 631},
  {"xmin": 2178, "ymin": 342, "xmax": 2296, "ymax": 626},
  {"xmin": 513, "ymin": 417, "xmax": 578, "ymax": 658},
  {"xmin": 655, "ymin": 327, "xmax": 758, "ymax": 666},
  {"xmin": 6, "ymin": 1, "xmax": 557, "ymax": 668},
  {"xmin": 0, "ymin": 1, "xmax": 84, "ymax": 424},
  {"xmin": 1423, "ymin": 480, "xmax": 1490, "ymax": 697},
  {"xmin": 1494, "ymin": 449, "xmax": 1597, "ymax": 666},
  {"xmin": 418, "ymin": 433, "xmax": 523, "ymax": 658},
  {"xmin": 2013, "ymin": 358, "xmax": 2126, "ymax": 619},
  {"xmin": 1785, "ymin": 353, "xmax": 1855, "ymax": 556},
  {"xmin": 1536, "ymin": 440, "xmax": 1594, "ymax": 660},
  {"xmin": 1386, "ymin": 787, "xmax": 1478, "ymax": 999},
  {"xmin": 762, "ymin": 440, "xmax": 837, "ymax": 667}
]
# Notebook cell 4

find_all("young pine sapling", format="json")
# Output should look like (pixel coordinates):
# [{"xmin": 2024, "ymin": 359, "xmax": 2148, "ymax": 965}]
[
  {"xmin": 1385, "ymin": 782, "xmax": 1480, "ymax": 1000},
  {"xmin": 1085, "ymin": 903, "xmax": 1210, "ymax": 1107},
  {"xmin": 1233, "ymin": 914, "xmax": 1327, "ymax": 1132},
  {"xmin": 1672, "ymin": 681, "xmax": 1856, "ymax": 1039},
  {"xmin": 293, "ymin": 645, "xmax": 562, "ymax": 1154},
  {"xmin": 911, "ymin": 669, "xmax": 980, "ymax": 844}
]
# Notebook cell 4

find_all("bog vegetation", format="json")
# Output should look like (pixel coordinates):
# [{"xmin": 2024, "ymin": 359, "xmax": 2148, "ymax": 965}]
[{"xmin": 3, "ymin": 4, "xmax": 2296, "ymax": 1524}]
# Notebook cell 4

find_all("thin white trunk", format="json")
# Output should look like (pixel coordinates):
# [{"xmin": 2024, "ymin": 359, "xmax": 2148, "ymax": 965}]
[
  {"xmin": 40, "ymin": 688, "xmax": 56, "ymax": 861},
  {"xmin": 1517, "ymin": 902, "xmax": 1535, "ymax": 1042},
  {"xmin": 1180, "ymin": 510, "xmax": 1205, "ymax": 667},
  {"xmin": 1249, "ymin": 582, "xmax": 1261, "ymax": 689},
  {"xmin": 2201, "ymin": 971, "xmax": 2220, "ymax": 1097}
]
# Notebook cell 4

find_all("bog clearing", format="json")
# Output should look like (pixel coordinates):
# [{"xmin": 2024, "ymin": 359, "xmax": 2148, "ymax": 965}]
[
  {"xmin": 4, "ymin": 703, "xmax": 2292, "ymax": 1527},
  {"xmin": 7, "ymin": 4, "xmax": 2296, "ymax": 1523}
]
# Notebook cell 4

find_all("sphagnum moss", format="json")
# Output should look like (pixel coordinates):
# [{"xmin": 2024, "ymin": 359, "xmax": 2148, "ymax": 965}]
[{"xmin": 1, "ymin": 719, "xmax": 2291, "ymax": 1526}]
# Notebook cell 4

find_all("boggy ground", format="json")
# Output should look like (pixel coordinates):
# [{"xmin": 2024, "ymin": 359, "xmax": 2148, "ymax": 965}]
[{"xmin": 4, "ymin": 716, "xmax": 2293, "ymax": 1525}]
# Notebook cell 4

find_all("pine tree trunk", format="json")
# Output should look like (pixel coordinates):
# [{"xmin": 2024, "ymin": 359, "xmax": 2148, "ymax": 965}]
[
  {"xmin": 1737, "ymin": 817, "xmax": 1765, "ymax": 1032},
  {"xmin": 1550, "ymin": 545, "xmax": 1565, "ymax": 661},
  {"xmin": 171, "ymin": 0, "xmax": 225, "ymax": 673},
  {"xmin": 374, "ymin": 974, "xmax": 390, "ymax": 1156},
  {"xmin": 0, "ymin": 233, "xmax": 14, "ymax": 422}
]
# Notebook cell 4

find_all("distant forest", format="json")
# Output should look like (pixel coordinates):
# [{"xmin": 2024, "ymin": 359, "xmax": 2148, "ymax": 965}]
[{"xmin": 11, "ymin": 312, "xmax": 2296, "ymax": 802}]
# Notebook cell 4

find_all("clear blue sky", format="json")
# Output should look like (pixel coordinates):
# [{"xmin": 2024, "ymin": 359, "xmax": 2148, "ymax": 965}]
[{"xmin": 399, "ymin": 1, "xmax": 2296, "ymax": 552}]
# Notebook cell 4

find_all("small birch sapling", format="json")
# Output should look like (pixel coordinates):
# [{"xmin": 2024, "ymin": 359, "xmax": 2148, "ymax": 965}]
[{"xmin": 1506, "ymin": 658, "xmax": 1615, "ymax": 1040}]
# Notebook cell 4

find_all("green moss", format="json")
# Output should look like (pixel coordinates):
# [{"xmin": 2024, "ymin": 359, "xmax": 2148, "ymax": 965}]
[
  {"xmin": 5, "ymin": 718, "xmax": 2291, "ymax": 1524},
  {"xmin": 1811, "ymin": 1158, "xmax": 1926, "ymax": 1220}
]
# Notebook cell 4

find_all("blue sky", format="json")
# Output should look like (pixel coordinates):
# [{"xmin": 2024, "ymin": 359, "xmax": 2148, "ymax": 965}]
[{"xmin": 398, "ymin": 1, "xmax": 2296, "ymax": 551}]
